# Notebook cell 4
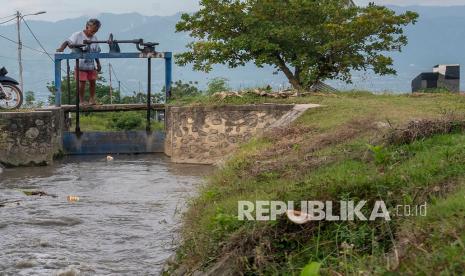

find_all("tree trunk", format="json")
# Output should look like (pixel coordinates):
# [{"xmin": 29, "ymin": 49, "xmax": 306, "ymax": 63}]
[{"xmin": 275, "ymin": 54, "xmax": 302, "ymax": 91}]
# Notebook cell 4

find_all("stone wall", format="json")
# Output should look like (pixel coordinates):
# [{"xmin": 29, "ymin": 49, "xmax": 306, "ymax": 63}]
[
  {"xmin": 0, "ymin": 104, "xmax": 318, "ymax": 166},
  {"xmin": 0, "ymin": 109, "xmax": 64, "ymax": 167},
  {"xmin": 39, "ymin": 107, "xmax": 65, "ymax": 155},
  {"xmin": 165, "ymin": 104, "xmax": 301, "ymax": 164}
]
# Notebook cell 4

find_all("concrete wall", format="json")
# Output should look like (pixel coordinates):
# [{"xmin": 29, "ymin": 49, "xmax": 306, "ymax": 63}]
[
  {"xmin": 0, "ymin": 109, "xmax": 64, "ymax": 167},
  {"xmin": 0, "ymin": 104, "xmax": 318, "ymax": 166},
  {"xmin": 63, "ymin": 131, "xmax": 165, "ymax": 155},
  {"xmin": 165, "ymin": 104, "xmax": 296, "ymax": 164}
]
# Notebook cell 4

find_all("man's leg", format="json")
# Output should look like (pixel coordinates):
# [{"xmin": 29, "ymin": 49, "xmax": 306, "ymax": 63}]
[{"xmin": 89, "ymin": 80, "xmax": 96, "ymax": 104}]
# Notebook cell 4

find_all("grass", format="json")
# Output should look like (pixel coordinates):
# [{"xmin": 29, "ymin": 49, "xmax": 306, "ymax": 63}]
[
  {"xmin": 171, "ymin": 91, "xmax": 465, "ymax": 275},
  {"xmin": 73, "ymin": 111, "xmax": 164, "ymax": 131},
  {"xmin": 392, "ymin": 184, "xmax": 465, "ymax": 274}
]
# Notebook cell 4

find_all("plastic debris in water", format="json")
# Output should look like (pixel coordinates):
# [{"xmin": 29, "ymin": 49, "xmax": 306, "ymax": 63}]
[
  {"xmin": 22, "ymin": 190, "xmax": 48, "ymax": 196},
  {"xmin": 21, "ymin": 190, "xmax": 57, "ymax": 198},
  {"xmin": 67, "ymin": 196, "xmax": 80, "ymax": 202},
  {"xmin": 106, "ymin": 155, "xmax": 114, "ymax": 161}
]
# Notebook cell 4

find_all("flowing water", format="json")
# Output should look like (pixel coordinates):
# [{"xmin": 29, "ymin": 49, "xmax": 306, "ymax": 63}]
[{"xmin": 0, "ymin": 154, "xmax": 213, "ymax": 275}]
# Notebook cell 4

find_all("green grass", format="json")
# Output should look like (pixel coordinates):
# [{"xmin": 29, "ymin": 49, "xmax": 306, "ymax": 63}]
[
  {"xmin": 392, "ymin": 185, "xmax": 465, "ymax": 275},
  {"xmin": 76, "ymin": 111, "xmax": 164, "ymax": 131},
  {"xmin": 173, "ymin": 91, "xmax": 465, "ymax": 275}
]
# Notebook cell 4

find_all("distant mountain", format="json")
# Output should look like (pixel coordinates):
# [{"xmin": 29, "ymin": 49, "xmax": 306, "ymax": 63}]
[
  {"xmin": 0, "ymin": 12, "xmax": 288, "ymax": 102},
  {"xmin": 1, "ymin": 6, "xmax": 465, "ymax": 101}
]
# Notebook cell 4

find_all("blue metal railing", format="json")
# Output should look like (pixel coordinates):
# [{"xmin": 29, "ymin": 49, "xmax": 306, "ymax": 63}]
[{"xmin": 54, "ymin": 51, "xmax": 172, "ymax": 133}]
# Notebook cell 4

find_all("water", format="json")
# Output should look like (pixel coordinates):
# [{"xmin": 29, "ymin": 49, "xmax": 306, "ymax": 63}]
[{"xmin": 0, "ymin": 155, "xmax": 213, "ymax": 275}]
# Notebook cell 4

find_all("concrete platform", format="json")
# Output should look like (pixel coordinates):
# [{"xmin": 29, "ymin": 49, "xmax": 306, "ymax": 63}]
[{"xmin": 61, "ymin": 103, "xmax": 165, "ymax": 112}]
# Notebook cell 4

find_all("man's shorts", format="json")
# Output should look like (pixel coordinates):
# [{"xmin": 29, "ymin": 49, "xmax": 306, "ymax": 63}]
[{"xmin": 75, "ymin": 70, "xmax": 97, "ymax": 81}]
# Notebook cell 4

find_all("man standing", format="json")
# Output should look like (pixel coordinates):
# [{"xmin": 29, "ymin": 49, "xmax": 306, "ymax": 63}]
[{"xmin": 56, "ymin": 19, "xmax": 102, "ymax": 105}]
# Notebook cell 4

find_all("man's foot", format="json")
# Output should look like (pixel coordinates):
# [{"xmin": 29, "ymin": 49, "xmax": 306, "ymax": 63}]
[
  {"xmin": 89, "ymin": 100, "xmax": 102, "ymax": 106},
  {"xmin": 80, "ymin": 101, "xmax": 89, "ymax": 107}
]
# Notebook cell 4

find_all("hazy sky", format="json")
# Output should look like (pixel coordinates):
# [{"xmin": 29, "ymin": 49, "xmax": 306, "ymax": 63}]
[{"xmin": 0, "ymin": 0, "xmax": 464, "ymax": 22}]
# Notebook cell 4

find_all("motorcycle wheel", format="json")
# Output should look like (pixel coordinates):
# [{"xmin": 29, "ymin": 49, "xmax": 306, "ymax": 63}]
[{"xmin": 0, "ymin": 83, "xmax": 23, "ymax": 110}]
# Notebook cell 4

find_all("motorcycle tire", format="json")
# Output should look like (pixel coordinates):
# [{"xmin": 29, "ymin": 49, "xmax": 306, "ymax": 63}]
[{"xmin": 0, "ymin": 83, "xmax": 23, "ymax": 110}]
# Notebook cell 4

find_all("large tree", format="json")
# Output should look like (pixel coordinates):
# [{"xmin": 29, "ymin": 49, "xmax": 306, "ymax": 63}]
[{"xmin": 175, "ymin": 0, "xmax": 418, "ymax": 90}]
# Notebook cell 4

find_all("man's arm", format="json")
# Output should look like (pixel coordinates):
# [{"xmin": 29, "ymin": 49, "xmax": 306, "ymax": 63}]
[
  {"xmin": 95, "ymin": 59, "xmax": 101, "ymax": 72},
  {"xmin": 56, "ymin": 41, "xmax": 69, "ymax": 52},
  {"xmin": 57, "ymin": 32, "xmax": 78, "ymax": 52}
]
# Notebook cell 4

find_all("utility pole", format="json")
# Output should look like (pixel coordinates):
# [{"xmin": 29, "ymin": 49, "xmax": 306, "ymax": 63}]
[
  {"xmin": 14, "ymin": 10, "xmax": 46, "ymax": 93},
  {"xmin": 16, "ymin": 11, "xmax": 23, "ymax": 93},
  {"xmin": 109, "ymin": 63, "xmax": 113, "ymax": 104},
  {"xmin": 118, "ymin": 80, "xmax": 121, "ymax": 102}
]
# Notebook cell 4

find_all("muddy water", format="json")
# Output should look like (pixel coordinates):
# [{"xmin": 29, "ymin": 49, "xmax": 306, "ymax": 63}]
[{"xmin": 0, "ymin": 155, "xmax": 213, "ymax": 275}]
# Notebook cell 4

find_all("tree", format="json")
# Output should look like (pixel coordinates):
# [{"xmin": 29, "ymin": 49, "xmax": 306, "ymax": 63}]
[
  {"xmin": 120, "ymin": 91, "xmax": 164, "ymax": 104},
  {"xmin": 175, "ymin": 0, "xmax": 418, "ymax": 90},
  {"xmin": 161, "ymin": 80, "xmax": 202, "ymax": 100},
  {"xmin": 24, "ymin": 91, "xmax": 35, "ymax": 107},
  {"xmin": 47, "ymin": 72, "xmax": 121, "ymax": 105},
  {"xmin": 206, "ymin": 77, "xmax": 230, "ymax": 95}
]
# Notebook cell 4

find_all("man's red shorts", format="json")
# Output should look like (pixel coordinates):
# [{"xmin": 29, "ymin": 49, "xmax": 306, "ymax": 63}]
[{"xmin": 75, "ymin": 70, "xmax": 97, "ymax": 81}]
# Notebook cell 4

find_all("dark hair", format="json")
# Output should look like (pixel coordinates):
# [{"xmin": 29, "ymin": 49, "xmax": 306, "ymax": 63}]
[{"xmin": 86, "ymin": 19, "xmax": 101, "ymax": 29}]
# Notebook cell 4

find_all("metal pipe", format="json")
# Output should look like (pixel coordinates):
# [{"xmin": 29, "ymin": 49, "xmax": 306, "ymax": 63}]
[
  {"xmin": 146, "ymin": 58, "xmax": 151, "ymax": 132},
  {"xmin": 109, "ymin": 63, "xmax": 113, "ymax": 104},
  {"xmin": 66, "ymin": 59, "xmax": 71, "ymax": 104},
  {"xmin": 54, "ymin": 59, "xmax": 62, "ymax": 107},
  {"xmin": 164, "ymin": 53, "xmax": 172, "ymax": 101},
  {"xmin": 75, "ymin": 59, "xmax": 81, "ymax": 134},
  {"xmin": 16, "ymin": 11, "xmax": 24, "ymax": 93},
  {"xmin": 84, "ymin": 39, "xmax": 142, "ymax": 45}
]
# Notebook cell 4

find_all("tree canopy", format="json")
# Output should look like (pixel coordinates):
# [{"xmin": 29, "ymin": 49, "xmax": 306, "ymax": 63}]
[{"xmin": 175, "ymin": 0, "xmax": 418, "ymax": 90}]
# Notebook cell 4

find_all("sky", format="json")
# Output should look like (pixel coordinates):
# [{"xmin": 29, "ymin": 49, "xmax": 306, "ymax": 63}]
[{"xmin": 0, "ymin": 0, "xmax": 465, "ymax": 22}]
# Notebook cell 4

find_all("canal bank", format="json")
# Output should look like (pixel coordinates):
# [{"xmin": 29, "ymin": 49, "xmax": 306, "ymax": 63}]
[{"xmin": 163, "ymin": 92, "xmax": 465, "ymax": 275}]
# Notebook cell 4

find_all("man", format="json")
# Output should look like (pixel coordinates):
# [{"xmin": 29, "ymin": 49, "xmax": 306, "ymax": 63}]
[{"xmin": 56, "ymin": 19, "xmax": 102, "ymax": 105}]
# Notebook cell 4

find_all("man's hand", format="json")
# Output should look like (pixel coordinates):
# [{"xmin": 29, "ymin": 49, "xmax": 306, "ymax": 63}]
[
  {"xmin": 56, "ymin": 41, "xmax": 69, "ymax": 53},
  {"xmin": 96, "ymin": 63, "xmax": 102, "ymax": 73}
]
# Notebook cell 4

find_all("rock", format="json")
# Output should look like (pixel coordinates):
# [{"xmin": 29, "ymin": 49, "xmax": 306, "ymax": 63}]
[
  {"xmin": 374, "ymin": 121, "xmax": 391, "ymax": 129},
  {"xmin": 25, "ymin": 127, "xmax": 40, "ymax": 139},
  {"xmin": 212, "ymin": 91, "xmax": 242, "ymax": 100},
  {"xmin": 211, "ymin": 119, "xmax": 222, "ymax": 125}
]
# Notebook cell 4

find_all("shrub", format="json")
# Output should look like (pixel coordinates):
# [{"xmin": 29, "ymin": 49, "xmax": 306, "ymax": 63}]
[{"xmin": 108, "ymin": 112, "xmax": 143, "ymax": 130}]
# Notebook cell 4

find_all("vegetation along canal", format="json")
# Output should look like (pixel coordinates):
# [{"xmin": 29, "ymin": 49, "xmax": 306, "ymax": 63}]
[{"xmin": 0, "ymin": 154, "xmax": 213, "ymax": 275}]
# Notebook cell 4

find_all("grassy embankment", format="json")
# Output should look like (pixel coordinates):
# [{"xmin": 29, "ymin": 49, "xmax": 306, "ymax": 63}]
[{"xmin": 171, "ymin": 91, "xmax": 465, "ymax": 275}]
